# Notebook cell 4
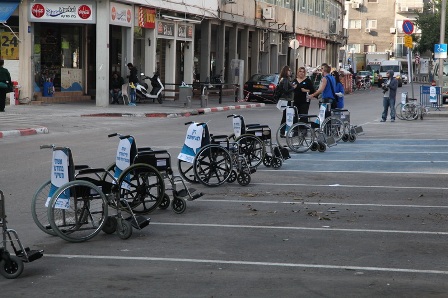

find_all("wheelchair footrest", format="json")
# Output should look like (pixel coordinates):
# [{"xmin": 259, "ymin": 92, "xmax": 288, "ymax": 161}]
[
  {"xmin": 16, "ymin": 248, "xmax": 44, "ymax": 262},
  {"xmin": 325, "ymin": 136, "xmax": 337, "ymax": 147},
  {"xmin": 126, "ymin": 216, "xmax": 150, "ymax": 230},
  {"xmin": 352, "ymin": 125, "xmax": 364, "ymax": 135},
  {"xmin": 176, "ymin": 188, "xmax": 196, "ymax": 198},
  {"xmin": 188, "ymin": 192, "xmax": 204, "ymax": 201}
]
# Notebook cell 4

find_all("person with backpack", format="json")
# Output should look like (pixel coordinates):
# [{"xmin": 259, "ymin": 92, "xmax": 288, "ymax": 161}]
[
  {"xmin": 278, "ymin": 65, "xmax": 297, "ymax": 136},
  {"xmin": 309, "ymin": 63, "xmax": 337, "ymax": 119}
]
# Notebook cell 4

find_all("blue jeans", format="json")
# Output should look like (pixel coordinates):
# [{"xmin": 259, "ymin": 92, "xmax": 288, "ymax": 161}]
[
  {"xmin": 110, "ymin": 89, "xmax": 122, "ymax": 102},
  {"xmin": 382, "ymin": 96, "xmax": 395, "ymax": 120},
  {"xmin": 129, "ymin": 88, "xmax": 136, "ymax": 103}
]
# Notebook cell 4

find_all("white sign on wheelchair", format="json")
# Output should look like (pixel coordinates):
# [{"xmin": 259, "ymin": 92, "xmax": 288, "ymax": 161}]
[
  {"xmin": 285, "ymin": 107, "xmax": 295, "ymax": 133},
  {"xmin": 178, "ymin": 123, "xmax": 204, "ymax": 163},
  {"xmin": 115, "ymin": 138, "xmax": 133, "ymax": 190},
  {"xmin": 233, "ymin": 117, "xmax": 242, "ymax": 138},
  {"xmin": 47, "ymin": 149, "xmax": 70, "ymax": 209},
  {"xmin": 318, "ymin": 103, "xmax": 327, "ymax": 126}
]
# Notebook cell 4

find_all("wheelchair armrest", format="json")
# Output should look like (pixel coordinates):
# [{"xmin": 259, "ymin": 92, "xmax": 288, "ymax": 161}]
[
  {"xmin": 138, "ymin": 147, "xmax": 153, "ymax": 152},
  {"xmin": 77, "ymin": 168, "xmax": 107, "ymax": 175},
  {"xmin": 75, "ymin": 165, "xmax": 90, "ymax": 171}
]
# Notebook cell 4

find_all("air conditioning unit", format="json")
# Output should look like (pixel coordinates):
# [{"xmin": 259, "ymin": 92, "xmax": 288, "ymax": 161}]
[
  {"xmin": 263, "ymin": 7, "xmax": 275, "ymax": 20},
  {"xmin": 390, "ymin": 27, "xmax": 396, "ymax": 34},
  {"xmin": 400, "ymin": 6, "xmax": 408, "ymax": 12},
  {"xmin": 352, "ymin": 3, "xmax": 360, "ymax": 9},
  {"xmin": 365, "ymin": 28, "xmax": 371, "ymax": 33}
]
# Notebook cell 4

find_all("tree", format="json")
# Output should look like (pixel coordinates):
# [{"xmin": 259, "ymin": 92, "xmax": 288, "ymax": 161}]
[{"xmin": 413, "ymin": 1, "xmax": 448, "ymax": 54}]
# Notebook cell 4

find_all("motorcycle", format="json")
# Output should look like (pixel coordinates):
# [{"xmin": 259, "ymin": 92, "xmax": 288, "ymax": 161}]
[{"xmin": 135, "ymin": 72, "xmax": 164, "ymax": 104}]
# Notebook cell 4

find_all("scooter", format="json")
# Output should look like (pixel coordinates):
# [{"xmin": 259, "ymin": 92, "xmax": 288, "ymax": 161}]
[{"xmin": 135, "ymin": 72, "xmax": 164, "ymax": 104}]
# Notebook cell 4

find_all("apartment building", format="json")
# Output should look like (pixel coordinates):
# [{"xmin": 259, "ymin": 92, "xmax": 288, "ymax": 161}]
[{"xmin": 345, "ymin": 0, "xmax": 424, "ymax": 72}]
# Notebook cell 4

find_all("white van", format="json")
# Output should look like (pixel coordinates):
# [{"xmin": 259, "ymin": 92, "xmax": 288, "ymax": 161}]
[
  {"xmin": 378, "ymin": 60, "xmax": 403, "ymax": 87},
  {"xmin": 432, "ymin": 60, "xmax": 448, "ymax": 104}
]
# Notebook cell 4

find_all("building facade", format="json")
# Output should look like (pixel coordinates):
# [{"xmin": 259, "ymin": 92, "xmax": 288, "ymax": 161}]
[{"xmin": 1, "ymin": 0, "xmax": 346, "ymax": 106}]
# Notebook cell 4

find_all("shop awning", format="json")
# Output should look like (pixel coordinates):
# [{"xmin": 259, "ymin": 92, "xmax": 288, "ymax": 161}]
[{"xmin": 0, "ymin": 2, "xmax": 19, "ymax": 23}]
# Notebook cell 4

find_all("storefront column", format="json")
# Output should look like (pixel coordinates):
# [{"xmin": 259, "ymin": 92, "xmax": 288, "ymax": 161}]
[
  {"xmin": 96, "ymin": 0, "xmax": 110, "ymax": 107},
  {"xmin": 240, "ymin": 27, "xmax": 249, "ymax": 81},
  {"xmin": 215, "ymin": 23, "xmax": 225, "ymax": 79},
  {"xmin": 123, "ymin": 27, "xmax": 133, "ymax": 72},
  {"xmin": 200, "ymin": 20, "xmax": 211, "ymax": 82},
  {"xmin": 184, "ymin": 41, "xmax": 194, "ymax": 84},
  {"xmin": 19, "ymin": 0, "xmax": 32, "ymax": 102},
  {"xmin": 144, "ymin": 28, "xmax": 157, "ymax": 76},
  {"xmin": 227, "ymin": 25, "xmax": 238, "ymax": 82},
  {"xmin": 165, "ymin": 39, "xmax": 175, "ymax": 94},
  {"xmin": 251, "ymin": 30, "xmax": 260, "ymax": 75}
]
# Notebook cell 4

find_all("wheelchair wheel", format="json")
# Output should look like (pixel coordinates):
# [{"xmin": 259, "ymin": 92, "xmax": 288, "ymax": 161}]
[
  {"xmin": 227, "ymin": 170, "xmax": 237, "ymax": 183},
  {"xmin": 193, "ymin": 144, "xmax": 232, "ymax": 187},
  {"xmin": 321, "ymin": 117, "xmax": 344, "ymax": 142},
  {"xmin": 271, "ymin": 157, "xmax": 282, "ymax": 169},
  {"xmin": 349, "ymin": 134, "xmax": 357, "ymax": 142},
  {"xmin": 318, "ymin": 142, "xmax": 326, "ymax": 152},
  {"xmin": 117, "ymin": 218, "xmax": 133, "ymax": 240},
  {"xmin": 31, "ymin": 179, "xmax": 57, "ymax": 236},
  {"xmin": 178, "ymin": 159, "xmax": 199, "ymax": 184},
  {"xmin": 286, "ymin": 123, "xmax": 314, "ymax": 153},
  {"xmin": 237, "ymin": 172, "xmax": 251, "ymax": 186},
  {"xmin": 342, "ymin": 134, "xmax": 349, "ymax": 142},
  {"xmin": 263, "ymin": 154, "xmax": 272, "ymax": 167},
  {"xmin": 102, "ymin": 216, "xmax": 117, "ymax": 234},
  {"xmin": 171, "ymin": 197, "xmax": 187, "ymax": 214},
  {"xmin": 118, "ymin": 163, "xmax": 165, "ymax": 214},
  {"xmin": 310, "ymin": 142, "xmax": 318, "ymax": 151},
  {"xmin": 235, "ymin": 134, "xmax": 265, "ymax": 169},
  {"xmin": 47, "ymin": 180, "xmax": 108, "ymax": 243},
  {"xmin": 0, "ymin": 255, "xmax": 24, "ymax": 279},
  {"xmin": 275, "ymin": 123, "xmax": 288, "ymax": 149},
  {"xmin": 402, "ymin": 103, "xmax": 418, "ymax": 120},
  {"xmin": 158, "ymin": 193, "xmax": 170, "ymax": 210}
]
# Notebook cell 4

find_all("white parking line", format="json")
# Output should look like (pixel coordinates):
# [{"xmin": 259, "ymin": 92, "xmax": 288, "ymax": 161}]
[
  {"xmin": 250, "ymin": 182, "xmax": 448, "ymax": 190},
  {"xmin": 151, "ymin": 222, "xmax": 448, "ymax": 236},
  {"xmin": 44, "ymin": 254, "xmax": 448, "ymax": 275},
  {"xmin": 258, "ymin": 169, "xmax": 448, "ymax": 174}
]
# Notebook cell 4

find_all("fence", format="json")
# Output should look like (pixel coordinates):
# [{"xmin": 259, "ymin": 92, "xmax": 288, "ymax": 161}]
[{"xmin": 419, "ymin": 85, "xmax": 442, "ymax": 111}]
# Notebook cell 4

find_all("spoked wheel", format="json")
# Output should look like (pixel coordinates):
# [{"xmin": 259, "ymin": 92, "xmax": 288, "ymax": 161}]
[
  {"xmin": 395, "ymin": 103, "xmax": 406, "ymax": 120},
  {"xmin": 0, "ymin": 255, "xmax": 24, "ymax": 279},
  {"xmin": 31, "ymin": 179, "xmax": 57, "ymax": 236},
  {"xmin": 158, "ymin": 193, "xmax": 170, "ymax": 210},
  {"xmin": 235, "ymin": 134, "xmax": 266, "ymax": 169},
  {"xmin": 227, "ymin": 170, "xmax": 237, "ymax": 183},
  {"xmin": 47, "ymin": 180, "xmax": 108, "ymax": 243},
  {"xmin": 171, "ymin": 197, "xmax": 187, "ymax": 214},
  {"xmin": 402, "ymin": 103, "xmax": 418, "ymax": 120},
  {"xmin": 271, "ymin": 157, "xmax": 282, "ymax": 169},
  {"xmin": 102, "ymin": 216, "xmax": 117, "ymax": 234},
  {"xmin": 237, "ymin": 172, "xmax": 251, "ymax": 186},
  {"xmin": 321, "ymin": 117, "xmax": 344, "ymax": 142},
  {"xmin": 285, "ymin": 123, "xmax": 314, "ymax": 153},
  {"xmin": 275, "ymin": 123, "xmax": 288, "ymax": 149},
  {"xmin": 263, "ymin": 154, "xmax": 272, "ymax": 167},
  {"xmin": 193, "ymin": 144, "xmax": 232, "ymax": 187},
  {"xmin": 118, "ymin": 163, "xmax": 165, "ymax": 214},
  {"xmin": 178, "ymin": 159, "xmax": 199, "ymax": 184},
  {"xmin": 116, "ymin": 218, "xmax": 133, "ymax": 240}
]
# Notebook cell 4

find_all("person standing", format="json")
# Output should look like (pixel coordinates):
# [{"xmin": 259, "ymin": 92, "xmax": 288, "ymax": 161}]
[
  {"xmin": 110, "ymin": 72, "xmax": 124, "ymax": 104},
  {"xmin": 380, "ymin": 70, "xmax": 398, "ymax": 122},
  {"xmin": 292, "ymin": 66, "xmax": 315, "ymax": 122},
  {"xmin": 278, "ymin": 65, "xmax": 297, "ymax": 135},
  {"xmin": 309, "ymin": 64, "xmax": 337, "ymax": 119},
  {"xmin": 127, "ymin": 63, "xmax": 138, "ymax": 106},
  {"xmin": 0, "ymin": 59, "xmax": 12, "ymax": 112},
  {"xmin": 332, "ymin": 70, "xmax": 345, "ymax": 109}
]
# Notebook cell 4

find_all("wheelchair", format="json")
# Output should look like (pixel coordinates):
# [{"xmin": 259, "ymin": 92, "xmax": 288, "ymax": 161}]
[
  {"xmin": 2, "ymin": 190, "xmax": 43, "ymax": 279},
  {"xmin": 228, "ymin": 114, "xmax": 286, "ymax": 169},
  {"xmin": 179, "ymin": 122, "xmax": 256, "ymax": 187},
  {"xmin": 31, "ymin": 143, "xmax": 162, "ymax": 242},
  {"xmin": 321, "ymin": 108, "xmax": 364, "ymax": 143}
]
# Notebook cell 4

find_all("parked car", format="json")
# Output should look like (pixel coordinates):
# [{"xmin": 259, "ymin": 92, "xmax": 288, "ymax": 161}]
[
  {"xmin": 401, "ymin": 72, "xmax": 408, "ymax": 84},
  {"xmin": 244, "ymin": 73, "xmax": 280, "ymax": 102},
  {"xmin": 356, "ymin": 71, "xmax": 372, "ymax": 82}
]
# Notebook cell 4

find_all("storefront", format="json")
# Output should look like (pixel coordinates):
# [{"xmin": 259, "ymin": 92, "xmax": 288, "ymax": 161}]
[{"xmin": 28, "ymin": 1, "xmax": 96, "ymax": 93}]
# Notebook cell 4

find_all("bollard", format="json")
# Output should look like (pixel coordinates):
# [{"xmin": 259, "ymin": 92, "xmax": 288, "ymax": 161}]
[
  {"xmin": 184, "ymin": 96, "xmax": 192, "ymax": 108},
  {"xmin": 201, "ymin": 94, "xmax": 208, "ymax": 107}
]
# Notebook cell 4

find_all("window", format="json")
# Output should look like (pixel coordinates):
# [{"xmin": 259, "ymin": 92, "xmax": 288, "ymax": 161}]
[
  {"xmin": 366, "ymin": 19, "xmax": 377, "ymax": 29},
  {"xmin": 349, "ymin": 20, "xmax": 362, "ymax": 29},
  {"xmin": 347, "ymin": 44, "xmax": 361, "ymax": 53},
  {"xmin": 299, "ymin": 0, "xmax": 308, "ymax": 13},
  {"xmin": 364, "ymin": 44, "xmax": 376, "ymax": 52},
  {"xmin": 367, "ymin": 0, "xmax": 378, "ymax": 3}
]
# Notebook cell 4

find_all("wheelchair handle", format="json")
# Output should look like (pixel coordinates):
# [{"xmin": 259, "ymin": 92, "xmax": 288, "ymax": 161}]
[
  {"xmin": 108, "ymin": 133, "xmax": 118, "ymax": 138},
  {"xmin": 40, "ymin": 144, "xmax": 55, "ymax": 149}
]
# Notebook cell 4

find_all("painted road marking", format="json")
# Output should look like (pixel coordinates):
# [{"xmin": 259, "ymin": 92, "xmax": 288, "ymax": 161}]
[{"xmin": 45, "ymin": 254, "xmax": 448, "ymax": 275}]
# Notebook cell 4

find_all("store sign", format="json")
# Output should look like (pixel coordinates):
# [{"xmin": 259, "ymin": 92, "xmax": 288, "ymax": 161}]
[
  {"xmin": 1, "ymin": 32, "xmax": 19, "ymax": 60},
  {"xmin": 138, "ymin": 7, "xmax": 155, "ymax": 29},
  {"xmin": 178, "ymin": 25, "xmax": 193, "ymax": 39},
  {"xmin": 157, "ymin": 22, "xmax": 175, "ymax": 37},
  {"xmin": 29, "ymin": 2, "xmax": 96, "ymax": 23},
  {"xmin": 110, "ymin": 2, "xmax": 132, "ymax": 27}
]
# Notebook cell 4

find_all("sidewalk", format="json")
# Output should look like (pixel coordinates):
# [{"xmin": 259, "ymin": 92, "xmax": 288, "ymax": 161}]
[{"xmin": 0, "ymin": 94, "xmax": 265, "ymax": 138}]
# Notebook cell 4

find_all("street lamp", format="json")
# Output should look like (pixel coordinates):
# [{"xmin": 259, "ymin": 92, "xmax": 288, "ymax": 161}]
[{"xmin": 350, "ymin": 48, "xmax": 355, "ymax": 72}]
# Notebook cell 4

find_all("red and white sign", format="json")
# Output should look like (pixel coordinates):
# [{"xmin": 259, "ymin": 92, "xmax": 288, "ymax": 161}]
[
  {"xmin": 29, "ymin": 2, "xmax": 95, "ymax": 23},
  {"xmin": 110, "ymin": 2, "xmax": 133, "ymax": 27},
  {"xmin": 138, "ymin": 7, "xmax": 156, "ymax": 29},
  {"xmin": 415, "ymin": 55, "xmax": 420, "ymax": 64}
]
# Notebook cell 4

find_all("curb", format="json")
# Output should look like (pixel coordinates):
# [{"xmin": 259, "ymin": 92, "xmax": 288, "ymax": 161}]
[{"xmin": 0, "ymin": 127, "xmax": 49, "ymax": 139}]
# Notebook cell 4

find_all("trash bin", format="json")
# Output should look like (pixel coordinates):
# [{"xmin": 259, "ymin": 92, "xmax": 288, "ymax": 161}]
[
  {"xmin": 179, "ymin": 85, "xmax": 193, "ymax": 107},
  {"xmin": 43, "ymin": 81, "xmax": 54, "ymax": 97},
  {"xmin": 12, "ymin": 81, "xmax": 19, "ymax": 105}
]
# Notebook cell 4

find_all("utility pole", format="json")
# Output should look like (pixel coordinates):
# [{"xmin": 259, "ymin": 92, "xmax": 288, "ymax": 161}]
[{"xmin": 438, "ymin": 0, "xmax": 446, "ymax": 90}]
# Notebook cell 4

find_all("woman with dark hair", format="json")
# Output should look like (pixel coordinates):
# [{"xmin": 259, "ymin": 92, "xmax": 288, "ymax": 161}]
[
  {"xmin": 293, "ymin": 66, "xmax": 315, "ymax": 122},
  {"xmin": 332, "ymin": 70, "xmax": 345, "ymax": 109},
  {"xmin": 278, "ymin": 65, "xmax": 297, "ymax": 135}
]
